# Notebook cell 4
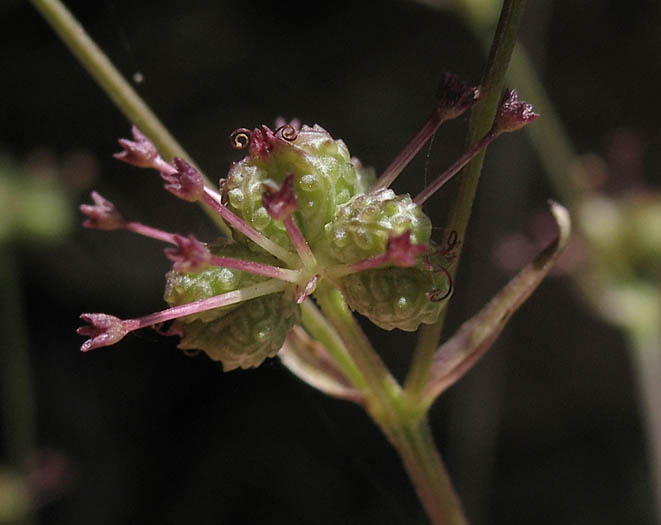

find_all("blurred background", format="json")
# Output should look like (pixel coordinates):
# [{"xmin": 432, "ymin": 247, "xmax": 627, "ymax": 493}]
[{"xmin": 1, "ymin": 0, "xmax": 660, "ymax": 523}]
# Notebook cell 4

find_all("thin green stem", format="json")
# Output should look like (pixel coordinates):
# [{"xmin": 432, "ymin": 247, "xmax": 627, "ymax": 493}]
[
  {"xmin": 378, "ymin": 415, "xmax": 467, "ymax": 525},
  {"xmin": 411, "ymin": 0, "xmax": 528, "ymax": 390},
  {"xmin": 313, "ymin": 283, "xmax": 401, "ymax": 411},
  {"xmin": 30, "ymin": 0, "xmax": 232, "ymax": 237},
  {"xmin": 405, "ymin": 315, "xmax": 445, "ymax": 399},
  {"xmin": 299, "ymin": 299, "xmax": 370, "ymax": 394},
  {"xmin": 444, "ymin": 0, "xmax": 528, "ymax": 275},
  {"xmin": 458, "ymin": 6, "xmax": 585, "ymax": 211}
]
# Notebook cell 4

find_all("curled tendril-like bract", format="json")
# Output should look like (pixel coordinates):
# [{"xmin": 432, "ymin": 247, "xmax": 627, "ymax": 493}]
[
  {"xmin": 274, "ymin": 124, "xmax": 298, "ymax": 142},
  {"xmin": 230, "ymin": 128, "xmax": 252, "ymax": 150}
]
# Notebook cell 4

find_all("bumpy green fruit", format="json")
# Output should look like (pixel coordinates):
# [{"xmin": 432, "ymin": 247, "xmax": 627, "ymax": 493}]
[
  {"xmin": 325, "ymin": 189, "xmax": 432, "ymax": 264},
  {"xmin": 164, "ymin": 241, "xmax": 299, "ymax": 369},
  {"xmin": 172, "ymin": 294, "xmax": 299, "ymax": 371},
  {"xmin": 222, "ymin": 125, "xmax": 374, "ymax": 252},
  {"xmin": 340, "ymin": 250, "xmax": 451, "ymax": 331},
  {"xmin": 163, "ymin": 242, "xmax": 280, "ymax": 323}
]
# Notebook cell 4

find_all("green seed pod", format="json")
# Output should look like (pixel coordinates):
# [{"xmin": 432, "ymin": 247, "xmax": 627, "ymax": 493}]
[
  {"xmin": 163, "ymin": 241, "xmax": 299, "ymax": 369},
  {"xmin": 222, "ymin": 125, "xmax": 372, "ymax": 252},
  {"xmin": 171, "ymin": 293, "xmax": 300, "ymax": 371},
  {"xmin": 339, "ymin": 249, "xmax": 452, "ymax": 331},
  {"xmin": 163, "ymin": 241, "xmax": 281, "ymax": 323},
  {"xmin": 325, "ymin": 189, "xmax": 432, "ymax": 264}
]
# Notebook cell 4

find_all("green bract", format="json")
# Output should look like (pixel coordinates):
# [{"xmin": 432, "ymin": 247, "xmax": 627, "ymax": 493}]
[
  {"xmin": 325, "ymin": 189, "xmax": 432, "ymax": 264},
  {"xmin": 221, "ymin": 125, "xmax": 374, "ymax": 253},
  {"xmin": 340, "ymin": 249, "xmax": 452, "ymax": 331}
]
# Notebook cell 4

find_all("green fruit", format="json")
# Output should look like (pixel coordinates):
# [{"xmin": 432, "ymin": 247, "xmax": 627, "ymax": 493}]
[
  {"xmin": 339, "ymin": 250, "xmax": 451, "ymax": 331},
  {"xmin": 163, "ymin": 241, "xmax": 299, "ymax": 369},
  {"xmin": 163, "ymin": 241, "xmax": 282, "ymax": 323},
  {"xmin": 325, "ymin": 189, "xmax": 432, "ymax": 264},
  {"xmin": 173, "ymin": 294, "xmax": 299, "ymax": 371},
  {"xmin": 221, "ymin": 124, "xmax": 371, "ymax": 252}
]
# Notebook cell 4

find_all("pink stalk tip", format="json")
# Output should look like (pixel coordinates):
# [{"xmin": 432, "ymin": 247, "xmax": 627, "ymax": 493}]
[
  {"xmin": 164, "ymin": 234, "xmax": 211, "ymax": 272},
  {"xmin": 493, "ymin": 89, "xmax": 539, "ymax": 134},
  {"xmin": 262, "ymin": 174, "xmax": 298, "ymax": 220},
  {"xmin": 161, "ymin": 158, "xmax": 204, "ymax": 202},
  {"xmin": 80, "ymin": 191, "xmax": 126, "ymax": 230},
  {"xmin": 77, "ymin": 313, "xmax": 131, "ymax": 352},
  {"xmin": 113, "ymin": 125, "xmax": 169, "ymax": 171},
  {"xmin": 386, "ymin": 231, "xmax": 428, "ymax": 267},
  {"xmin": 435, "ymin": 72, "xmax": 480, "ymax": 120}
]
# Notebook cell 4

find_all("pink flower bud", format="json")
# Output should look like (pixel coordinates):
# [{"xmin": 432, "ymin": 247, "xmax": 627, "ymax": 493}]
[
  {"xmin": 160, "ymin": 158, "xmax": 204, "ymax": 202},
  {"xmin": 249, "ymin": 126, "xmax": 279, "ymax": 158},
  {"xmin": 77, "ymin": 313, "xmax": 133, "ymax": 352},
  {"xmin": 262, "ymin": 173, "xmax": 298, "ymax": 220},
  {"xmin": 493, "ymin": 89, "xmax": 539, "ymax": 134},
  {"xmin": 435, "ymin": 72, "xmax": 480, "ymax": 120},
  {"xmin": 113, "ymin": 125, "xmax": 170, "ymax": 171},
  {"xmin": 164, "ymin": 234, "xmax": 211, "ymax": 272},
  {"xmin": 80, "ymin": 191, "xmax": 126, "ymax": 230}
]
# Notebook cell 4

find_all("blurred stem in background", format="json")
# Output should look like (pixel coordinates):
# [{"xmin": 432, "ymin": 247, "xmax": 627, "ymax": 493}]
[
  {"xmin": 0, "ymin": 249, "xmax": 37, "ymax": 525},
  {"xmin": 0, "ymin": 248, "xmax": 36, "ymax": 485},
  {"xmin": 0, "ymin": 149, "xmax": 73, "ymax": 523},
  {"xmin": 417, "ymin": 0, "xmax": 661, "ymax": 520}
]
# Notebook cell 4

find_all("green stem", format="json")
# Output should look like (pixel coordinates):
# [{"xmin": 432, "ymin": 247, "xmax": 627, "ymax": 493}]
[
  {"xmin": 445, "ymin": 0, "xmax": 528, "ymax": 273},
  {"xmin": 300, "ymin": 299, "xmax": 370, "ymax": 395},
  {"xmin": 312, "ymin": 284, "xmax": 465, "ymax": 523},
  {"xmin": 405, "ymin": 313, "xmax": 446, "ymax": 399},
  {"xmin": 379, "ymin": 415, "xmax": 467, "ymax": 525},
  {"xmin": 410, "ymin": 0, "xmax": 528, "ymax": 390},
  {"xmin": 313, "ymin": 283, "xmax": 400, "ymax": 410},
  {"xmin": 29, "ymin": 0, "xmax": 232, "ymax": 237},
  {"xmin": 458, "ymin": 5, "xmax": 586, "ymax": 211}
]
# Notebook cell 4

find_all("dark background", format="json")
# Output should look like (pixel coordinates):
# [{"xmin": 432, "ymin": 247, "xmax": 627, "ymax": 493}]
[{"xmin": 2, "ymin": 0, "xmax": 660, "ymax": 523}]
